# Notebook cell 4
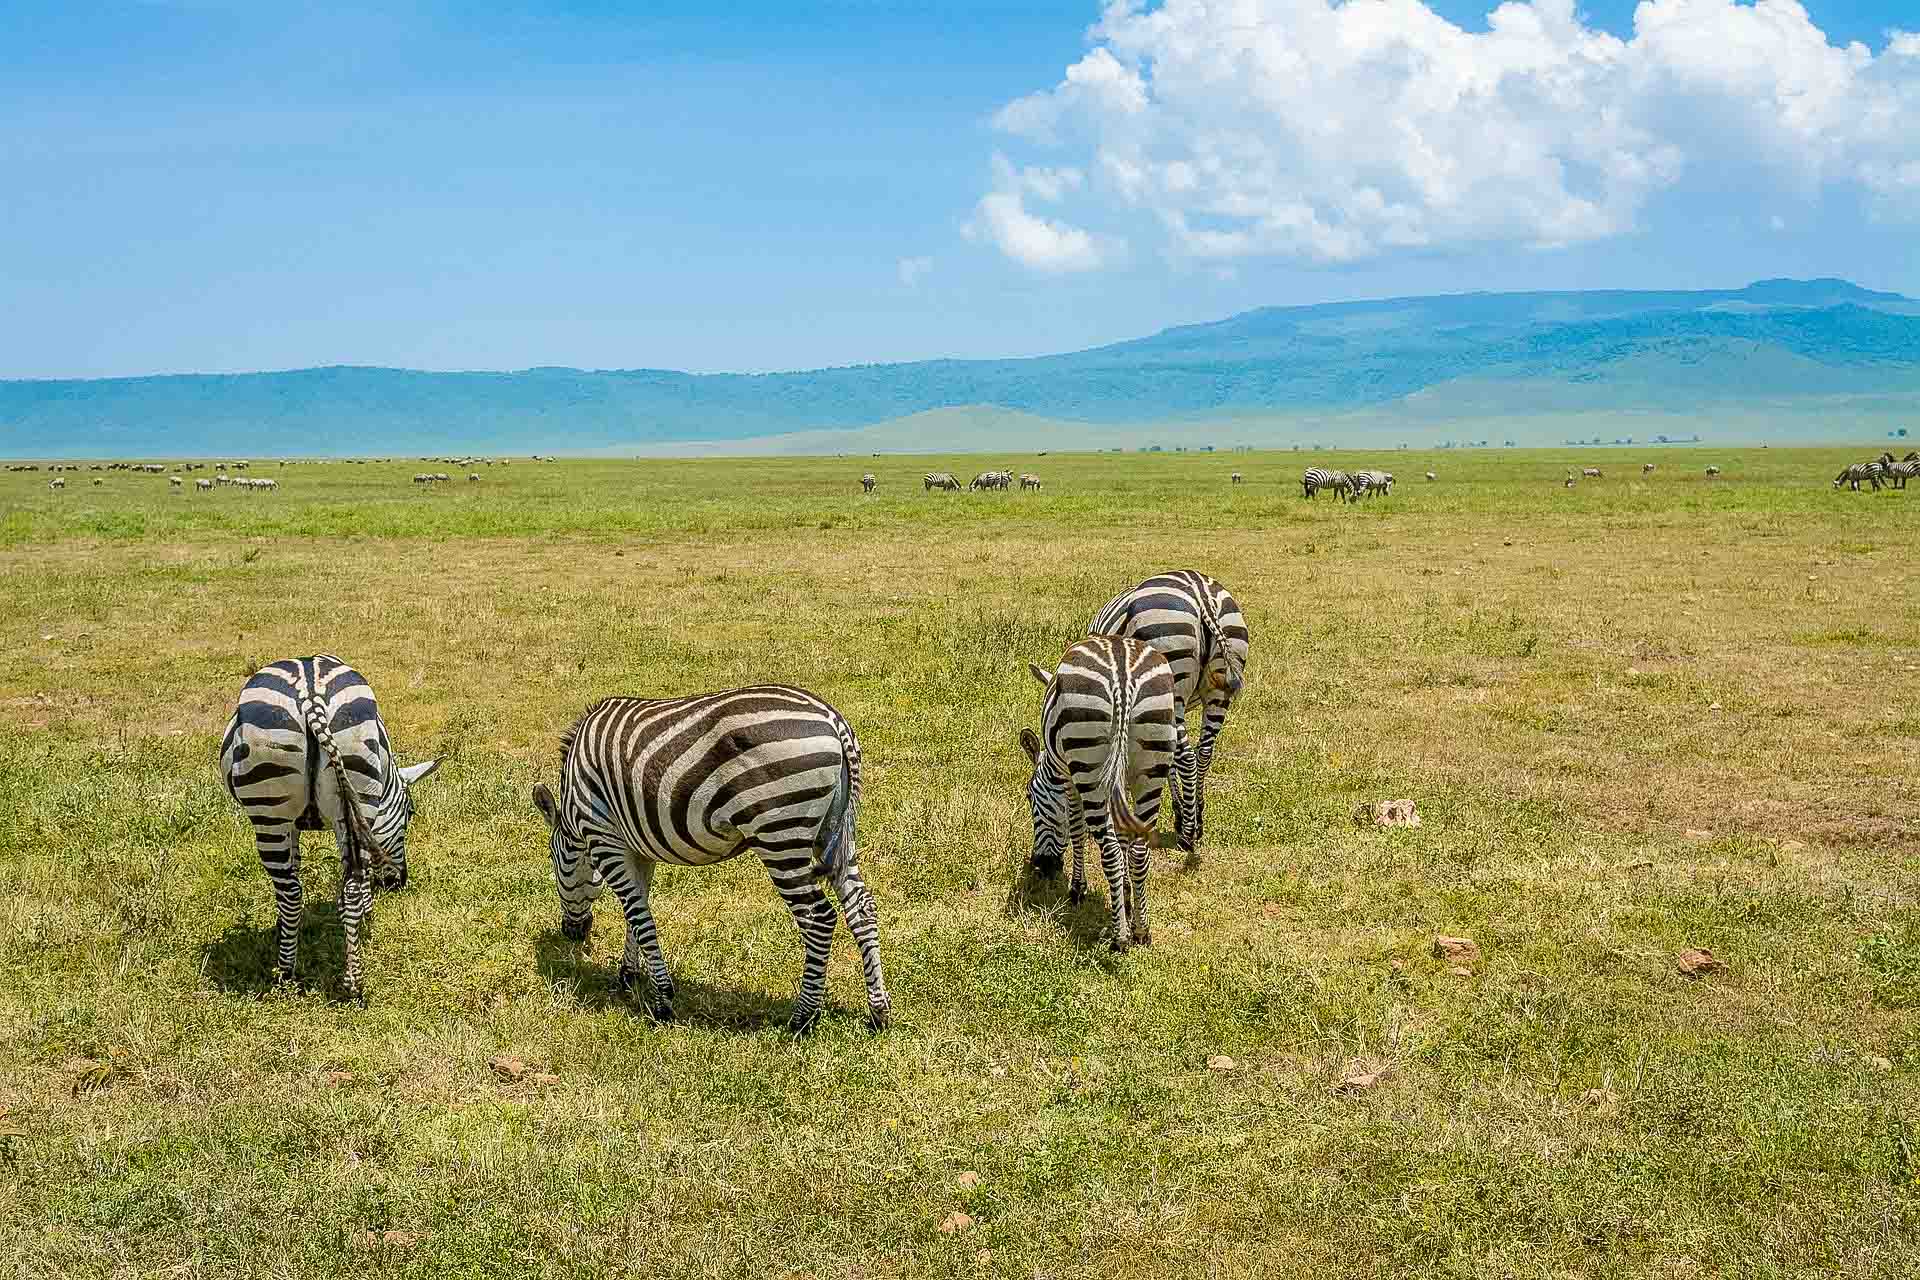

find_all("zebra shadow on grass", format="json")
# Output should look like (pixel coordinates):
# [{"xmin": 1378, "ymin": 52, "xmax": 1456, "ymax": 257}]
[
  {"xmin": 531, "ymin": 930, "xmax": 807, "ymax": 1033},
  {"xmin": 198, "ymin": 902, "xmax": 363, "ymax": 1000},
  {"xmin": 1002, "ymin": 833, "xmax": 1191, "ymax": 954}
]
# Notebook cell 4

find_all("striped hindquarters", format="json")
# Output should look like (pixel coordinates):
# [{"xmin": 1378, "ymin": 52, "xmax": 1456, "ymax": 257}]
[
  {"xmin": 1302, "ymin": 466, "xmax": 1343, "ymax": 497},
  {"xmin": 553, "ymin": 685, "xmax": 859, "ymax": 871},
  {"xmin": 219, "ymin": 655, "xmax": 414, "ymax": 881},
  {"xmin": 1089, "ymin": 570, "xmax": 1249, "ymax": 713},
  {"xmin": 1031, "ymin": 636, "xmax": 1177, "ymax": 840}
]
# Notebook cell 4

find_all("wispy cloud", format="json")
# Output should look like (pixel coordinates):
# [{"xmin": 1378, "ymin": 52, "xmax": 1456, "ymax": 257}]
[{"xmin": 897, "ymin": 255, "xmax": 934, "ymax": 287}]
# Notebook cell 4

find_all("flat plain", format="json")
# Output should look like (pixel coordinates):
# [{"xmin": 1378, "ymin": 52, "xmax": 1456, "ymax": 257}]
[{"xmin": 1, "ymin": 447, "xmax": 1916, "ymax": 1279}]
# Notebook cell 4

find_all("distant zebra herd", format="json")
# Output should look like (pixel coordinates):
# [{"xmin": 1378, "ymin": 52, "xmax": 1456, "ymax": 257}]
[
  {"xmin": 219, "ymin": 569, "xmax": 1248, "ymax": 1025},
  {"xmin": 1834, "ymin": 451, "xmax": 1919, "ymax": 491},
  {"xmin": 909, "ymin": 469, "xmax": 1041, "ymax": 493},
  {"xmin": 1301, "ymin": 467, "xmax": 1394, "ymax": 501}
]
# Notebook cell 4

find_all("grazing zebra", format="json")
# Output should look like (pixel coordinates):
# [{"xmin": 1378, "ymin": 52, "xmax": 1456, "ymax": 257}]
[
  {"xmin": 195, "ymin": 477, "xmax": 212, "ymax": 491},
  {"xmin": 1833, "ymin": 462, "xmax": 1883, "ymax": 491},
  {"xmin": 1565, "ymin": 470, "xmax": 1576, "ymax": 488},
  {"xmin": 1230, "ymin": 472, "xmax": 1243, "ymax": 485},
  {"xmin": 1705, "ymin": 464, "xmax": 1722, "ymax": 478},
  {"xmin": 1425, "ymin": 471, "xmax": 1436, "ymax": 481},
  {"xmin": 861, "ymin": 473, "xmax": 876, "ymax": 493},
  {"xmin": 1019, "ymin": 473, "xmax": 1042, "ymax": 491},
  {"xmin": 968, "ymin": 470, "xmax": 1011, "ymax": 491},
  {"xmin": 1087, "ymin": 571, "xmax": 1248, "ymax": 854},
  {"xmin": 923, "ymin": 472, "xmax": 961, "ymax": 492},
  {"xmin": 218, "ymin": 655, "xmax": 441, "ymax": 999},
  {"xmin": 169, "ymin": 475, "xmax": 183, "ymax": 488},
  {"xmin": 467, "ymin": 472, "xmax": 480, "ymax": 482},
  {"xmin": 1350, "ymin": 469, "xmax": 1393, "ymax": 498},
  {"xmin": 92, "ymin": 477, "xmax": 103, "ymax": 486},
  {"xmin": 1019, "ymin": 637, "xmax": 1177, "ymax": 951},
  {"xmin": 1886, "ymin": 452, "xmax": 1919, "ymax": 490},
  {"xmin": 533, "ymin": 686, "xmax": 890, "ymax": 1031},
  {"xmin": 1302, "ymin": 467, "xmax": 1348, "ymax": 499},
  {"xmin": 1642, "ymin": 462, "xmax": 1656, "ymax": 475},
  {"xmin": 1582, "ymin": 467, "xmax": 1602, "ymax": 479},
  {"xmin": 49, "ymin": 477, "xmax": 65, "ymax": 490}
]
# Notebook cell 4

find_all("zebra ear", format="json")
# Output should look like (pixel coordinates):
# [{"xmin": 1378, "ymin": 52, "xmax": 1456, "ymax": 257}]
[
  {"xmin": 531, "ymin": 782, "xmax": 558, "ymax": 827},
  {"xmin": 1027, "ymin": 662, "xmax": 1052, "ymax": 688},
  {"xmin": 1018, "ymin": 728, "xmax": 1042, "ymax": 763},
  {"xmin": 398, "ymin": 758, "xmax": 441, "ymax": 786}
]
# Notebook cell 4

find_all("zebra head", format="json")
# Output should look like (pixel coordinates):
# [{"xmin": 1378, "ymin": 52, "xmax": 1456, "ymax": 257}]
[
  {"xmin": 368, "ymin": 756, "xmax": 442, "ymax": 890},
  {"xmin": 1019, "ymin": 663, "xmax": 1073, "ymax": 880},
  {"xmin": 532, "ymin": 781, "xmax": 602, "ymax": 940}
]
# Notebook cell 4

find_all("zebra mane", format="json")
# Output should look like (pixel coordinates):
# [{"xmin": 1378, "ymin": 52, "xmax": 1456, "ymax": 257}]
[{"xmin": 557, "ymin": 698, "xmax": 619, "ymax": 764}]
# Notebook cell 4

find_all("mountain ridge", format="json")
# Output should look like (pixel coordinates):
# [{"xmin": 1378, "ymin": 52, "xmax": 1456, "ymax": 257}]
[{"xmin": 3, "ymin": 279, "xmax": 1915, "ymax": 456}]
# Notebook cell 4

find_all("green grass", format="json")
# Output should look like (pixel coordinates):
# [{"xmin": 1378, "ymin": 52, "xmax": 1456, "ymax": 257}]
[{"xmin": 1, "ymin": 447, "xmax": 1917, "ymax": 1278}]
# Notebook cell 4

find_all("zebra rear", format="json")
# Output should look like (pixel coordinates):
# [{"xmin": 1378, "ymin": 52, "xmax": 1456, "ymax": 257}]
[
  {"xmin": 1087, "ymin": 570, "xmax": 1249, "ymax": 854},
  {"xmin": 1019, "ymin": 636, "xmax": 1177, "ymax": 951},
  {"xmin": 1302, "ymin": 467, "xmax": 1346, "ymax": 499},
  {"xmin": 218, "ymin": 655, "xmax": 441, "ymax": 999},
  {"xmin": 532, "ymin": 685, "xmax": 889, "ymax": 1031}
]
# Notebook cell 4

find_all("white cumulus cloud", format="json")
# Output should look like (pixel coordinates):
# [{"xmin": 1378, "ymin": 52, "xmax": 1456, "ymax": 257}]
[{"xmin": 977, "ymin": 0, "xmax": 1920, "ymax": 271}]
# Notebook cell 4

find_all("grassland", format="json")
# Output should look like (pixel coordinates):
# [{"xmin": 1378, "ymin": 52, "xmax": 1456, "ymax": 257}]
[{"xmin": 1, "ymin": 447, "xmax": 1916, "ymax": 1279}]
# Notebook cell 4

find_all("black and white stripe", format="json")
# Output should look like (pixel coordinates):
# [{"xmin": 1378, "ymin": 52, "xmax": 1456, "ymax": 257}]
[
  {"xmin": 924, "ymin": 471, "xmax": 961, "ymax": 492},
  {"xmin": 1301, "ymin": 467, "xmax": 1347, "ymax": 499},
  {"xmin": 1834, "ymin": 462, "xmax": 1885, "ymax": 491},
  {"xmin": 1087, "ymin": 570, "xmax": 1249, "ymax": 854},
  {"xmin": 532, "ymin": 685, "xmax": 890, "ymax": 1032},
  {"xmin": 1019, "ymin": 636, "xmax": 1177, "ymax": 951},
  {"xmin": 218, "ymin": 655, "xmax": 441, "ymax": 999},
  {"xmin": 1886, "ymin": 452, "xmax": 1919, "ymax": 489},
  {"xmin": 861, "ymin": 473, "xmax": 876, "ymax": 493},
  {"xmin": 1349, "ymin": 469, "xmax": 1393, "ymax": 499}
]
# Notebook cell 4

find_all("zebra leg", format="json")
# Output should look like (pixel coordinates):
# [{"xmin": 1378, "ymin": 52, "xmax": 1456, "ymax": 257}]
[
  {"xmin": 1066, "ymin": 795, "xmax": 1090, "ymax": 906},
  {"xmin": 1127, "ymin": 836, "xmax": 1152, "ymax": 946},
  {"xmin": 338, "ymin": 864, "xmax": 373, "ymax": 1003},
  {"xmin": 767, "ymin": 853, "xmax": 838, "ymax": 1033},
  {"xmin": 1094, "ymin": 826, "xmax": 1131, "ymax": 952},
  {"xmin": 254, "ymin": 821, "xmax": 303, "ymax": 982},
  {"xmin": 602, "ymin": 854, "xmax": 674, "ymax": 1018},
  {"xmin": 1171, "ymin": 717, "xmax": 1199, "ymax": 853},
  {"xmin": 826, "ymin": 857, "xmax": 891, "ymax": 1029}
]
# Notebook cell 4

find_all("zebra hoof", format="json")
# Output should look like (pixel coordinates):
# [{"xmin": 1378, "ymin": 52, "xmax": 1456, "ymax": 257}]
[
  {"xmin": 866, "ymin": 999, "xmax": 892, "ymax": 1031},
  {"xmin": 1108, "ymin": 936, "xmax": 1131, "ymax": 955},
  {"xmin": 646, "ymin": 1002, "xmax": 674, "ymax": 1023},
  {"xmin": 787, "ymin": 1007, "xmax": 823, "ymax": 1036},
  {"xmin": 613, "ymin": 965, "xmax": 641, "ymax": 995},
  {"xmin": 1068, "ymin": 882, "xmax": 1087, "ymax": 906},
  {"xmin": 560, "ymin": 913, "xmax": 591, "ymax": 943},
  {"xmin": 1133, "ymin": 927, "xmax": 1153, "ymax": 947}
]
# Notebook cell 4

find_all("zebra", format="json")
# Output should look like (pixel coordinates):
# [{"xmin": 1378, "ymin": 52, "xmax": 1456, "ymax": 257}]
[
  {"xmin": 218, "ymin": 655, "xmax": 441, "ymax": 999},
  {"xmin": 1642, "ymin": 463, "xmax": 1655, "ymax": 475},
  {"xmin": 1302, "ymin": 467, "xmax": 1348, "ymax": 499},
  {"xmin": 1833, "ymin": 462, "xmax": 1883, "ymax": 491},
  {"xmin": 468, "ymin": 472, "xmax": 480, "ymax": 482},
  {"xmin": 1019, "ymin": 473, "xmax": 1042, "ymax": 491},
  {"xmin": 1351, "ymin": 469, "xmax": 1393, "ymax": 498},
  {"xmin": 968, "ymin": 470, "xmax": 1007, "ymax": 491},
  {"xmin": 195, "ymin": 478, "xmax": 212, "ymax": 491},
  {"xmin": 532, "ymin": 685, "xmax": 890, "ymax": 1032},
  {"xmin": 1087, "ymin": 570, "xmax": 1248, "ymax": 854},
  {"xmin": 1705, "ymin": 464, "xmax": 1722, "ymax": 478},
  {"xmin": 48, "ymin": 477, "xmax": 65, "ymax": 490},
  {"xmin": 1565, "ymin": 470, "xmax": 1576, "ymax": 488},
  {"xmin": 1886, "ymin": 452, "xmax": 1919, "ymax": 490},
  {"xmin": 1230, "ymin": 472, "xmax": 1243, "ymax": 485},
  {"xmin": 169, "ymin": 475, "xmax": 183, "ymax": 488},
  {"xmin": 1582, "ymin": 467, "xmax": 1602, "ymax": 479},
  {"xmin": 92, "ymin": 477, "xmax": 103, "ymax": 486},
  {"xmin": 1018, "ymin": 636, "xmax": 1177, "ymax": 951},
  {"xmin": 1425, "ymin": 471, "xmax": 1436, "ymax": 481},
  {"xmin": 924, "ymin": 472, "xmax": 961, "ymax": 492},
  {"xmin": 861, "ymin": 473, "xmax": 876, "ymax": 493}
]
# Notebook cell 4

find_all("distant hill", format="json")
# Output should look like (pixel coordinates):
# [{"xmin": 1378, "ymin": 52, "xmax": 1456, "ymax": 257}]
[{"xmin": 3, "ymin": 279, "xmax": 1916, "ymax": 457}]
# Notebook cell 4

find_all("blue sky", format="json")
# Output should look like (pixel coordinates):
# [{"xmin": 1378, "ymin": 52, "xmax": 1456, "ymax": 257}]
[{"xmin": 2, "ymin": 0, "xmax": 1916, "ymax": 379}]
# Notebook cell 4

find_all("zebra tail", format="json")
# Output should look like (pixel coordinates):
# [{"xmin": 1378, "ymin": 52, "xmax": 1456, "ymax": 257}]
[
  {"xmin": 1103, "ymin": 680, "xmax": 1153, "ymax": 840},
  {"xmin": 1197, "ymin": 596, "xmax": 1244, "ymax": 689},
  {"xmin": 813, "ymin": 752, "xmax": 856, "ymax": 882},
  {"xmin": 299, "ymin": 675, "xmax": 379, "ymax": 877}
]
